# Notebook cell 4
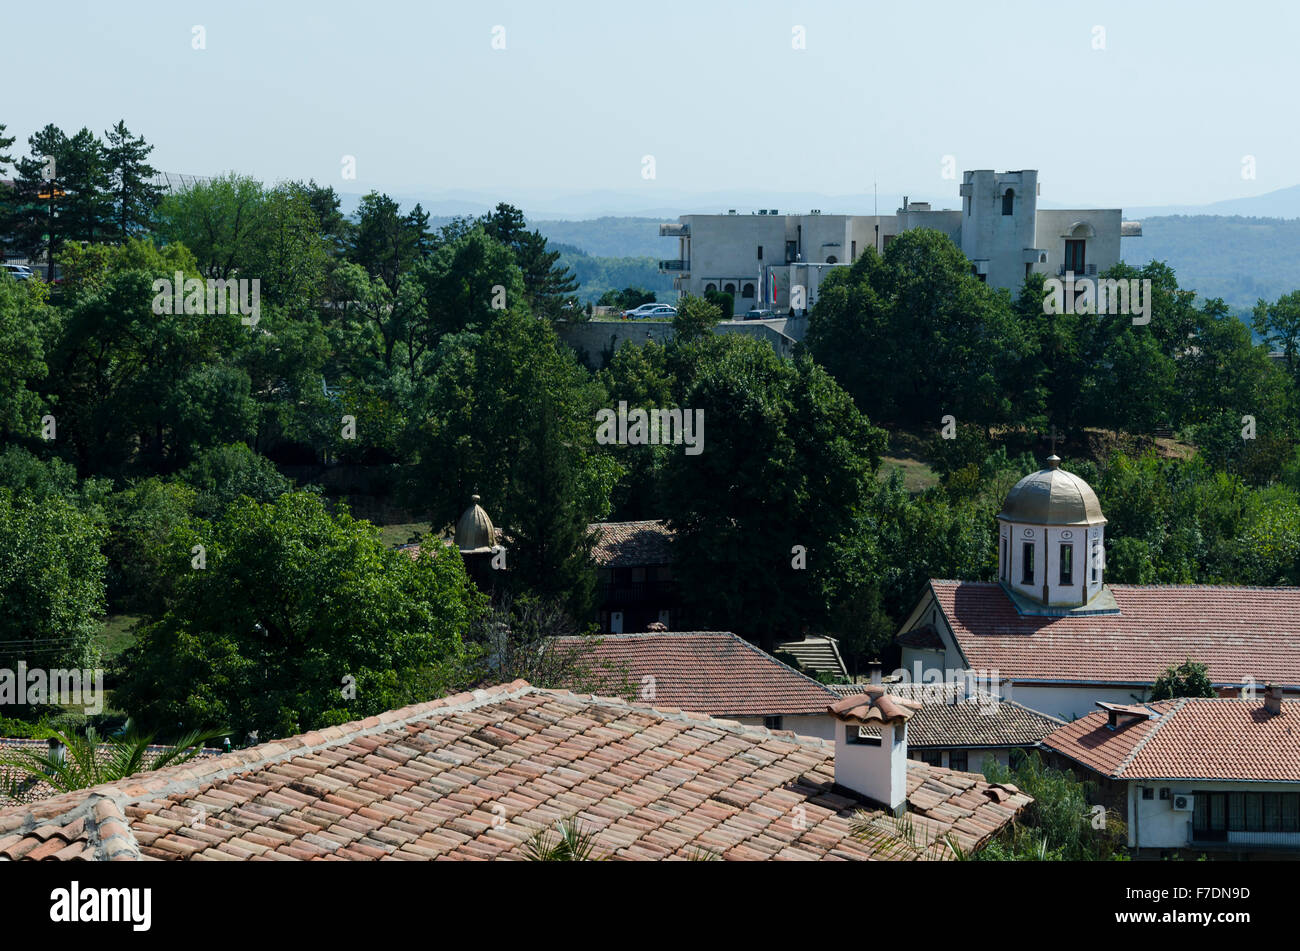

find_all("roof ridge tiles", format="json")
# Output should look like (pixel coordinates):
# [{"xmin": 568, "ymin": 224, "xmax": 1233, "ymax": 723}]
[
  {"xmin": 0, "ymin": 680, "xmax": 537, "ymax": 826},
  {"xmin": 1112, "ymin": 698, "xmax": 1182, "ymax": 778}
]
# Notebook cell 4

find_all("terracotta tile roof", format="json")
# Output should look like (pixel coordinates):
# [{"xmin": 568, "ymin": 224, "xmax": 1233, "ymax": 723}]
[
  {"xmin": 897, "ymin": 623, "xmax": 945, "ymax": 650},
  {"xmin": 0, "ymin": 682, "xmax": 1029, "ymax": 861},
  {"xmin": 1042, "ymin": 698, "xmax": 1300, "ymax": 781},
  {"xmin": 929, "ymin": 580, "xmax": 1300, "ymax": 687},
  {"xmin": 552, "ymin": 631, "xmax": 837, "ymax": 717},
  {"xmin": 0, "ymin": 739, "xmax": 222, "ymax": 807},
  {"xmin": 830, "ymin": 686, "xmax": 1064, "ymax": 749},
  {"xmin": 588, "ymin": 520, "xmax": 674, "ymax": 567}
]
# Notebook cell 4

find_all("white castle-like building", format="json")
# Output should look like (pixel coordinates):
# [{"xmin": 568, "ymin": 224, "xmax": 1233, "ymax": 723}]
[{"xmin": 659, "ymin": 169, "xmax": 1143, "ymax": 316}]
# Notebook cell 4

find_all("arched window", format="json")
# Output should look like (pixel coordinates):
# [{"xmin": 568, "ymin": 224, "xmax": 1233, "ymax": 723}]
[
  {"xmin": 742, "ymin": 283, "xmax": 755, "ymax": 298},
  {"xmin": 825, "ymin": 256, "xmax": 838, "ymax": 265},
  {"xmin": 1002, "ymin": 189, "xmax": 1015, "ymax": 216},
  {"xmin": 705, "ymin": 283, "xmax": 717, "ymax": 292},
  {"xmin": 724, "ymin": 283, "xmax": 736, "ymax": 294}
]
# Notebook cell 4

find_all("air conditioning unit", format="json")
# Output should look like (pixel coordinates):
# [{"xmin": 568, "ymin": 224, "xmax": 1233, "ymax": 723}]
[{"xmin": 1172, "ymin": 793, "xmax": 1194, "ymax": 812}]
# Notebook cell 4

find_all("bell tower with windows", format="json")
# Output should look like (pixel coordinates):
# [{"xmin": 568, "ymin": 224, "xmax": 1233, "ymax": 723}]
[{"xmin": 995, "ymin": 456, "xmax": 1117, "ymax": 616}]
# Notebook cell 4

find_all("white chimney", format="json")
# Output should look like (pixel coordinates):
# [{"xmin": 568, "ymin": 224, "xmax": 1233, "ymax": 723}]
[{"xmin": 828, "ymin": 688, "xmax": 919, "ymax": 816}]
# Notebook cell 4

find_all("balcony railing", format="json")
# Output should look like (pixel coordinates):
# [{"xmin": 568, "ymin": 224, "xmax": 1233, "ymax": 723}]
[
  {"xmin": 658, "ymin": 259, "xmax": 689, "ymax": 271},
  {"xmin": 1058, "ymin": 263, "xmax": 1098, "ymax": 277},
  {"xmin": 599, "ymin": 580, "xmax": 678, "ymax": 606},
  {"xmin": 1188, "ymin": 821, "xmax": 1300, "ymax": 851}
]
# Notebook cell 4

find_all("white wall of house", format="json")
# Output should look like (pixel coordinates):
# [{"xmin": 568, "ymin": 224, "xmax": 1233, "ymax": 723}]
[
  {"xmin": 734, "ymin": 713, "xmax": 837, "ymax": 741},
  {"xmin": 1006, "ymin": 684, "xmax": 1148, "ymax": 722},
  {"xmin": 1126, "ymin": 779, "xmax": 1300, "ymax": 851},
  {"xmin": 911, "ymin": 747, "xmax": 1015, "ymax": 774},
  {"xmin": 1001, "ymin": 522, "xmax": 1106, "ymax": 607}
]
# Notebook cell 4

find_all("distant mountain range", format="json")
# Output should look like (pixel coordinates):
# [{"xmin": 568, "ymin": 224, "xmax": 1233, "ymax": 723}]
[{"xmin": 342, "ymin": 180, "xmax": 1300, "ymax": 223}]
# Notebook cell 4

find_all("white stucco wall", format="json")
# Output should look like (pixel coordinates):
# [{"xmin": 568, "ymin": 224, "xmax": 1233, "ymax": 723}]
[
  {"xmin": 1006, "ymin": 684, "xmax": 1149, "ymax": 722},
  {"xmin": 1126, "ymin": 780, "xmax": 1300, "ymax": 851},
  {"xmin": 1000, "ymin": 521, "xmax": 1106, "ymax": 607},
  {"xmin": 734, "ymin": 713, "xmax": 837, "ymax": 741},
  {"xmin": 666, "ymin": 176, "xmax": 1128, "ymax": 308}
]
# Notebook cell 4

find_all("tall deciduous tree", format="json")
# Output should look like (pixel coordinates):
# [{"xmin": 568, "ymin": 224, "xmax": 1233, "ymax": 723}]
[
  {"xmin": 659, "ymin": 335, "xmax": 886, "ymax": 648},
  {"xmin": 115, "ymin": 491, "xmax": 485, "ymax": 738}
]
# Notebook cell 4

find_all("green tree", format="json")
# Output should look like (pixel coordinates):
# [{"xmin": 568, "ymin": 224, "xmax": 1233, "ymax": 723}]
[
  {"xmin": 979, "ymin": 752, "xmax": 1127, "ymax": 861},
  {"xmin": 103, "ymin": 120, "xmax": 162, "ymax": 240},
  {"xmin": 481, "ymin": 203, "xmax": 579, "ymax": 319},
  {"xmin": 156, "ymin": 173, "xmax": 266, "ymax": 280},
  {"xmin": 0, "ymin": 273, "xmax": 51, "ymax": 439},
  {"xmin": 47, "ymin": 244, "xmax": 256, "ymax": 475},
  {"xmin": 671, "ymin": 293, "xmax": 721, "ymax": 344},
  {"xmin": 807, "ymin": 230, "xmax": 1037, "ymax": 430},
  {"xmin": 1150, "ymin": 659, "xmax": 1215, "ymax": 700},
  {"xmin": 659, "ymin": 336, "xmax": 886, "ymax": 648},
  {"xmin": 9, "ymin": 125, "xmax": 113, "ymax": 268},
  {"xmin": 407, "ymin": 308, "xmax": 615, "ymax": 617},
  {"xmin": 0, "ymin": 488, "xmax": 107, "ymax": 671},
  {"xmin": 102, "ymin": 478, "xmax": 200, "ymax": 616},
  {"xmin": 115, "ymin": 491, "xmax": 486, "ymax": 738}
]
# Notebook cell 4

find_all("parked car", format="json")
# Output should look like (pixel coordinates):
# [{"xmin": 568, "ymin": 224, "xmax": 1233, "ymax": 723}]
[
  {"xmin": 743, "ymin": 308, "xmax": 774, "ymax": 320},
  {"xmin": 2, "ymin": 264, "xmax": 34, "ymax": 281},
  {"xmin": 621, "ymin": 302, "xmax": 663, "ymax": 319},
  {"xmin": 635, "ymin": 305, "xmax": 677, "ymax": 319}
]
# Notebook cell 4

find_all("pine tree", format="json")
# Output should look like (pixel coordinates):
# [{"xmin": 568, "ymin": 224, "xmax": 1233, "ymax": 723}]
[
  {"xmin": 104, "ymin": 120, "xmax": 162, "ymax": 239},
  {"xmin": 0, "ymin": 122, "xmax": 14, "ymax": 172},
  {"xmin": 9, "ymin": 125, "xmax": 112, "ymax": 270},
  {"xmin": 481, "ymin": 203, "xmax": 578, "ymax": 319}
]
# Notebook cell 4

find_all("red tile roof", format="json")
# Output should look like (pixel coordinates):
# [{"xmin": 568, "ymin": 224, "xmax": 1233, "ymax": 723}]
[
  {"xmin": 553, "ymin": 631, "xmax": 836, "ymax": 717},
  {"xmin": 929, "ymin": 580, "xmax": 1300, "ymax": 687},
  {"xmin": 829, "ymin": 686, "xmax": 1064, "ymax": 749},
  {"xmin": 1041, "ymin": 698, "xmax": 1300, "ymax": 781},
  {"xmin": 588, "ymin": 520, "xmax": 674, "ymax": 567},
  {"xmin": 0, "ymin": 682, "xmax": 1029, "ymax": 861}
]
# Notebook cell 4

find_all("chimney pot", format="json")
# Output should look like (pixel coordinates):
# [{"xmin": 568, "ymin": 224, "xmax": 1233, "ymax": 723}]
[{"xmin": 1265, "ymin": 684, "xmax": 1284, "ymax": 715}]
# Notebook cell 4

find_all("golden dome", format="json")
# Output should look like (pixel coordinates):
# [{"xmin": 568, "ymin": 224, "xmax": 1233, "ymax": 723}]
[{"xmin": 996, "ymin": 456, "xmax": 1106, "ymax": 527}]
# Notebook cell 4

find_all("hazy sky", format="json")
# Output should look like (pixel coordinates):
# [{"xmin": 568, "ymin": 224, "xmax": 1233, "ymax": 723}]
[{"xmin": 5, "ymin": 0, "xmax": 1297, "ymax": 211}]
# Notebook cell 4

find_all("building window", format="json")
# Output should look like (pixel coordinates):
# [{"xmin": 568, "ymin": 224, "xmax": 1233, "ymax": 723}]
[
  {"xmin": 1142, "ymin": 787, "xmax": 1154, "ymax": 800},
  {"xmin": 705, "ymin": 283, "xmax": 717, "ymax": 292},
  {"xmin": 948, "ymin": 750, "xmax": 968, "ymax": 772},
  {"xmin": 742, "ymin": 282, "xmax": 755, "ymax": 298},
  {"xmin": 882, "ymin": 234, "xmax": 895, "ymax": 249},
  {"xmin": 785, "ymin": 240, "xmax": 797, "ymax": 263},
  {"xmin": 724, "ymin": 283, "xmax": 736, "ymax": 295},
  {"xmin": 1059, "ymin": 543, "xmax": 1073, "ymax": 586},
  {"xmin": 851, "ymin": 240, "xmax": 856, "ymax": 260},
  {"xmin": 1001, "ymin": 537, "xmax": 1007, "ymax": 580},
  {"xmin": 764, "ymin": 716, "xmax": 783, "ymax": 730},
  {"xmin": 918, "ymin": 749, "xmax": 942, "ymax": 766},
  {"xmin": 1002, "ymin": 189, "xmax": 1015, "ymax": 216},
  {"xmin": 1065, "ymin": 239, "xmax": 1086, "ymax": 273},
  {"xmin": 825, "ymin": 255, "xmax": 837, "ymax": 265},
  {"xmin": 1091, "ymin": 544, "xmax": 1100, "ymax": 582},
  {"xmin": 757, "ymin": 245, "xmax": 763, "ymax": 260},
  {"xmin": 1021, "ymin": 542, "xmax": 1035, "ymax": 584}
]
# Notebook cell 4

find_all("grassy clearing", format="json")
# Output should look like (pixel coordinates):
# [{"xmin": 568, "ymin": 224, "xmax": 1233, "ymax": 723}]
[
  {"xmin": 376, "ymin": 521, "xmax": 430, "ymax": 549},
  {"xmin": 95, "ymin": 614, "xmax": 141, "ymax": 663},
  {"xmin": 879, "ymin": 428, "xmax": 940, "ymax": 492}
]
